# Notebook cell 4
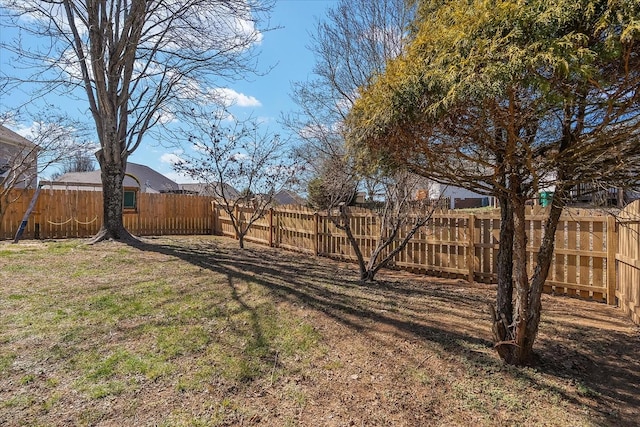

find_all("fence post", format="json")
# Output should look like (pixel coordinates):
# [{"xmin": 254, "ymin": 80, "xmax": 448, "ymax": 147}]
[
  {"xmin": 210, "ymin": 201, "xmax": 216, "ymax": 235},
  {"xmin": 313, "ymin": 212, "xmax": 319, "ymax": 255},
  {"xmin": 606, "ymin": 215, "xmax": 617, "ymax": 306},
  {"xmin": 234, "ymin": 204, "xmax": 240, "ymax": 240},
  {"xmin": 269, "ymin": 208, "xmax": 274, "ymax": 247},
  {"xmin": 467, "ymin": 214, "xmax": 476, "ymax": 283}
]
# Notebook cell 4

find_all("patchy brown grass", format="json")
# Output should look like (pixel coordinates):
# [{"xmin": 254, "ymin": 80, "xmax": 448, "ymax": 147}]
[{"xmin": 1, "ymin": 236, "xmax": 638, "ymax": 426}]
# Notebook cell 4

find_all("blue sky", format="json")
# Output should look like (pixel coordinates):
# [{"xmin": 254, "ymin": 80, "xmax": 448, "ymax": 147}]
[
  {"xmin": 147, "ymin": 0, "xmax": 337, "ymax": 183},
  {"xmin": 1, "ymin": 0, "xmax": 338, "ymax": 182}
]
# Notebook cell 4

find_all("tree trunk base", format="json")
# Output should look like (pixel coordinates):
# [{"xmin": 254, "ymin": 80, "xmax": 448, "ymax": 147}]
[
  {"xmin": 490, "ymin": 304, "xmax": 536, "ymax": 366},
  {"xmin": 88, "ymin": 227, "xmax": 139, "ymax": 244}
]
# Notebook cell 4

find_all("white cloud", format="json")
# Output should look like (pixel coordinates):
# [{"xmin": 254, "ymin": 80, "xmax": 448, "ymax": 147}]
[
  {"xmin": 229, "ymin": 152, "xmax": 250, "ymax": 162},
  {"xmin": 160, "ymin": 151, "xmax": 184, "ymax": 165},
  {"xmin": 211, "ymin": 88, "xmax": 261, "ymax": 108}
]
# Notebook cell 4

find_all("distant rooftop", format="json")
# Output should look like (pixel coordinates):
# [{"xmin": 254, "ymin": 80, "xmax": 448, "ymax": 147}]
[{"xmin": 51, "ymin": 162, "xmax": 179, "ymax": 193}]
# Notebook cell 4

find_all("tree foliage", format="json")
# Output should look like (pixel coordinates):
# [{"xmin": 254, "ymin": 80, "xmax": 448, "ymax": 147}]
[{"xmin": 347, "ymin": 0, "xmax": 640, "ymax": 364}]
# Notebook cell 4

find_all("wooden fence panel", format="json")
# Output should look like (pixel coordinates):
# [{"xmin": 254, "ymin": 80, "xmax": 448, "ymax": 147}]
[
  {"xmin": 133, "ymin": 193, "xmax": 212, "ymax": 236},
  {"xmin": 616, "ymin": 200, "xmax": 640, "ymax": 324},
  {"xmin": 544, "ymin": 213, "xmax": 609, "ymax": 302},
  {"xmin": 35, "ymin": 189, "xmax": 103, "ymax": 238},
  {"xmin": 210, "ymin": 204, "xmax": 628, "ymax": 310},
  {"xmin": 216, "ymin": 206, "xmax": 236, "ymax": 239},
  {"xmin": 1, "ymin": 189, "xmax": 212, "ymax": 239},
  {"xmin": 241, "ymin": 206, "xmax": 271, "ymax": 246},
  {"xmin": 473, "ymin": 213, "xmax": 500, "ymax": 283},
  {"xmin": 275, "ymin": 205, "xmax": 316, "ymax": 254},
  {"xmin": 1, "ymin": 189, "xmax": 33, "ymax": 239}
]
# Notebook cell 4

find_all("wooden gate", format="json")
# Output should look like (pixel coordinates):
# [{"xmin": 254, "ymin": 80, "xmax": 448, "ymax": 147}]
[{"xmin": 616, "ymin": 200, "xmax": 640, "ymax": 324}]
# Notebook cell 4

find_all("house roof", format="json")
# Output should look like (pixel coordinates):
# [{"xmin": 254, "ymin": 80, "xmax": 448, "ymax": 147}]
[
  {"xmin": 0, "ymin": 125, "xmax": 37, "ymax": 149},
  {"xmin": 272, "ymin": 189, "xmax": 305, "ymax": 206},
  {"xmin": 179, "ymin": 182, "xmax": 240, "ymax": 199},
  {"xmin": 52, "ymin": 162, "xmax": 179, "ymax": 193}
]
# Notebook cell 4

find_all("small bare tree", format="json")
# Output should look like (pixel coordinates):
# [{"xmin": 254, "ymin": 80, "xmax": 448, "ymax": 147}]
[
  {"xmin": 310, "ymin": 154, "xmax": 440, "ymax": 282},
  {"xmin": 174, "ymin": 114, "xmax": 296, "ymax": 249},
  {"xmin": 0, "ymin": 112, "xmax": 93, "ymax": 225}
]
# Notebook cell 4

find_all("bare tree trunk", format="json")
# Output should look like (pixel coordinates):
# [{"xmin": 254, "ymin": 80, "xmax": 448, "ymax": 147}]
[
  {"xmin": 493, "ymin": 186, "xmax": 568, "ymax": 365},
  {"xmin": 363, "ymin": 214, "xmax": 433, "ymax": 282},
  {"xmin": 89, "ymin": 155, "xmax": 134, "ymax": 243},
  {"xmin": 337, "ymin": 207, "xmax": 368, "ymax": 280},
  {"xmin": 520, "ymin": 185, "xmax": 567, "ymax": 360},
  {"xmin": 511, "ymin": 197, "xmax": 530, "ymax": 363},
  {"xmin": 492, "ymin": 194, "xmax": 515, "ymax": 362}
]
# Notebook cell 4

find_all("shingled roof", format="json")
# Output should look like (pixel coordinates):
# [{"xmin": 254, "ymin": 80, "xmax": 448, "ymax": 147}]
[{"xmin": 52, "ymin": 162, "xmax": 180, "ymax": 193}]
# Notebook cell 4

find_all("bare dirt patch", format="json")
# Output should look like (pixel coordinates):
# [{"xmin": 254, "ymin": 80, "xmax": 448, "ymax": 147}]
[{"xmin": 1, "ymin": 236, "xmax": 638, "ymax": 426}]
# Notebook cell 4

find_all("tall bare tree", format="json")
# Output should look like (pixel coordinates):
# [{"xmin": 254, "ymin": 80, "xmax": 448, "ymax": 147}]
[
  {"xmin": 1, "ymin": 0, "xmax": 273, "ymax": 242},
  {"xmin": 285, "ymin": 0, "xmax": 415, "ymax": 180},
  {"xmin": 283, "ymin": 0, "xmax": 426, "ymax": 282}
]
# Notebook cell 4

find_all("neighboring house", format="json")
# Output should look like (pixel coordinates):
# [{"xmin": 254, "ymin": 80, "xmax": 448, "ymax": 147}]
[
  {"xmin": 272, "ymin": 189, "xmax": 305, "ymax": 206},
  {"xmin": 0, "ymin": 125, "xmax": 38, "ymax": 189},
  {"xmin": 422, "ymin": 182, "xmax": 496, "ymax": 210},
  {"xmin": 179, "ymin": 182, "xmax": 240, "ymax": 200},
  {"xmin": 44, "ymin": 162, "xmax": 181, "ymax": 210},
  {"xmin": 46, "ymin": 162, "xmax": 180, "ymax": 192},
  {"xmin": 538, "ymin": 173, "xmax": 640, "ymax": 208}
]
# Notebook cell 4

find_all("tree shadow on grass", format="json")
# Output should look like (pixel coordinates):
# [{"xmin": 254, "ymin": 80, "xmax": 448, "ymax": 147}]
[
  {"xmin": 130, "ymin": 237, "xmax": 639, "ymax": 426},
  {"xmin": 534, "ymin": 299, "xmax": 640, "ymax": 426}
]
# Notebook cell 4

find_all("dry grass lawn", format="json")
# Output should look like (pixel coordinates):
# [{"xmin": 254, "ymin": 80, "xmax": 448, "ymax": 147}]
[{"xmin": 1, "ymin": 236, "xmax": 639, "ymax": 426}]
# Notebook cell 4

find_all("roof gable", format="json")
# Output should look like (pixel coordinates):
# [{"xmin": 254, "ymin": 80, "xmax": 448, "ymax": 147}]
[
  {"xmin": 273, "ymin": 189, "xmax": 305, "ymax": 205},
  {"xmin": 0, "ymin": 125, "xmax": 37, "ymax": 149}
]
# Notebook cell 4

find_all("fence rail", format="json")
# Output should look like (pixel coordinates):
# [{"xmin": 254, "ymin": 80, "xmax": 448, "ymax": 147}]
[{"xmin": 2, "ymin": 188, "xmax": 637, "ymax": 325}]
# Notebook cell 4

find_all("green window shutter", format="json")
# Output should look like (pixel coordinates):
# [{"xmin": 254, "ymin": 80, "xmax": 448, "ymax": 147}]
[{"xmin": 123, "ymin": 190, "xmax": 137, "ymax": 209}]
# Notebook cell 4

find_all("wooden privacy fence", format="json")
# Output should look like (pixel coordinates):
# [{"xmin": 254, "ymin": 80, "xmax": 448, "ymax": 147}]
[
  {"xmin": 2, "ymin": 189, "xmax": 637, "ymax": 324},
  {"xmin": 616, "ymin": 201, "xmax": 640, "ymax": 324},
  {"xmin": 0, "ymin": 188, "xmax": 214, "ymax": 239},
  {"xmin": 215, "ymin": 202, "xmax": 640, "ymax": 324}
]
